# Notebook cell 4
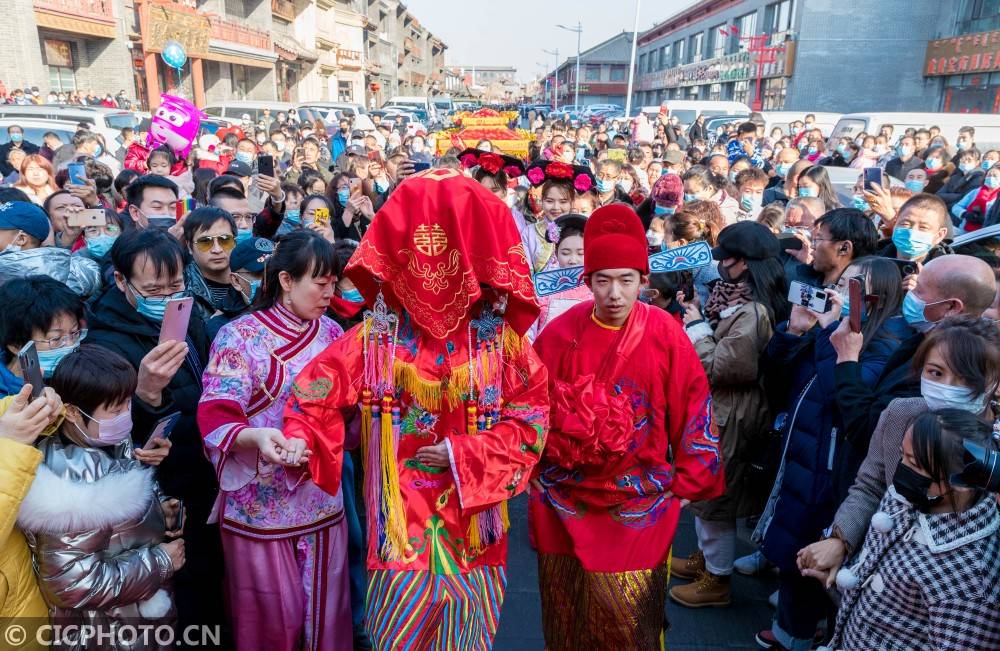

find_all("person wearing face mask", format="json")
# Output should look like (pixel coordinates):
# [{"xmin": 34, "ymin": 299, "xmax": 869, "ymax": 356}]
[
  {"xmin": 17, "ymin": 345, "xmax": 185, "ymax": 647},
  {"xmin": 594, "ymin": 159, "xmax": 633, "ymax": 207},
  {"xmin": 885, "ymin": 135, "xmax": 924, "ymax": 182},
  {"xmin": 0, "ymin": 275, "xmax": 86, "ymax": 397},
  {"xmin": 204, "ymin": 235, "xmax": 273, "ymax": 340},
  {"xmin": 198, "ymin": 231, "xmax": 354, "ymax": 651},
  {"xmin": 949, "ymin": 164, "xmax": 1000, "ymax": 232},
  {"xmin": 734, "ymin": 167, "xmax": 768, "ymax": 222},
  {"xmin": 0, "ymin": 125, "xmax": 39, "ymax": 178},
  {"xmin": 920, "ymin": 146, "xmax": 955, "ymax": 195},
  {"xmin": 669, "ymin": 222, "xmax": 786, "ymax": 610},
  {"xmin": 763, "ymin": 147, "xmax": 803, "ymax": 207},
  {"xmin": 829, "ymin": 256, "xmax": 996, "ymax": 493},
  {"xmin": 804, "ymin": 410, "xmax": 1000, "ymax": 651},
  {"xmin": 683, "ymin": 165, "xmax": 739, "ymax": 225},
  {"xmin": 85, "ymin": 227, "xmax": 224, "ymax": 637},
  {"xmin": 0, "ymin": 200, "xmax": 101, "ymax": 298},
  {"xmin": 878, "ymin": 194, "xmax": 952, "ymax": 265},
  {"xmin": 638, "ymin": 172, "xmax": 683, "ymax": 232},
  {"xmin": 800, "ymin": 320, "xmax": 1000, "ymax": 643}
]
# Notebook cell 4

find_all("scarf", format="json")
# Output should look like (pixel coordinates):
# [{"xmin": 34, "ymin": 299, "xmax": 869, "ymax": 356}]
[
  {"xmin": 703, "ymin": 280, "xmax": 754, "ymax": 327},
  {"xmin": 968, "ymin": 184, "xmax": 1000, "ymax": 232}
]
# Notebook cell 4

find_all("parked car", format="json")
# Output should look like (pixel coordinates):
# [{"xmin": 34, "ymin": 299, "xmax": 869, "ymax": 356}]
[
  {"xmin": 0, "ymin": 118, "xmax": 76, "ymax": 149},
  {"xmin": 0, "ymin": 105, "xmax": 139, "ymax": 154},
  {"xmin": 202, "ymin": 101, "xmax": 296, "ymax": 123}
]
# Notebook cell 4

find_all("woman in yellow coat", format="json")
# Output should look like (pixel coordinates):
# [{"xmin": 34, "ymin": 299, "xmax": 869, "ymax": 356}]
[{"xmin": 0, "ymin": 383, "xmax": 63, "ymax": 650}]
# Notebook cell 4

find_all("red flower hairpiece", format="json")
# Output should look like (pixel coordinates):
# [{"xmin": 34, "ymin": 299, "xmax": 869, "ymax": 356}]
[
  {"xmin": 574, "ymin": 174, "xmax": 593, "ymax": 192},
  {"xmin": 547, "ymin": 162, "xmax": 573, "ymax": 180},
  {"xmin": 526, "ymin": 167, "xmax": 546, "ymax": 185},
  {"xmin": 459, "ymin": 153, "xmax": 479, "ymax": 169},
  {"xmin": 504, "ymin": 164, "xmax": 522, "ymax": 179},
  {"xmin": 478, "ymin": 152, "xmax": 504, "ymax": 175}
]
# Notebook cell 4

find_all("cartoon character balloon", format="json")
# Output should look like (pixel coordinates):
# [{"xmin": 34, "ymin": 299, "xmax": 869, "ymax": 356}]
[{"xmin": 147, "ymin": 95, "xmax": 203, "ymax": 160}]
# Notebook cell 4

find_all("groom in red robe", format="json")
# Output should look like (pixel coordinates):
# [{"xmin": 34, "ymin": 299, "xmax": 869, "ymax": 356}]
[{"xmin": 529, "ymin": 203, "xmax": 725, "ymax": 650}]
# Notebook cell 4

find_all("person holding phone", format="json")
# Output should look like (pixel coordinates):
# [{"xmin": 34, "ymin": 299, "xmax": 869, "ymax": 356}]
[
  {"xmin": 19, "ymin": 346, "xmax": 186, "ymax": 639},
  {"xmin": 198, "ymin": 231, "xmax": 352, "ymax": 650},
  {"xmin": 750, "ymin": 255, "xmax": 910, "ymax": 650},
  {"xmin": 328, "ymin": 173, "xmax": 372, "ymax": 243},
  {"xmin": 85, "ymin": 228, "xmax": 222, "ymax": 635}
]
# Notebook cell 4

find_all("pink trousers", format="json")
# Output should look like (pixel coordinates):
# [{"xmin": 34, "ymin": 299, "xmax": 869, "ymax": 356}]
[{"xmin": 221, "ymin": 522, "xmax": 352, "ymax": 651}]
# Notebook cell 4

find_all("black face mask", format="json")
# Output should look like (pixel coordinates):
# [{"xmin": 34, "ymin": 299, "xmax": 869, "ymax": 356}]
[
  {"xmin": 718, "ymin": 260, "xmax": 748, "ymax": 284},
  {"xmin": 892, "ymin": 462, "xmax": 944, "ymax": 513}
]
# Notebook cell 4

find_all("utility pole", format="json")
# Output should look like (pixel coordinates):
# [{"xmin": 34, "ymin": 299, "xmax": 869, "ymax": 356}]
[
  {"xmin": 557, "ymin": 22, "xmax": 583, "ymax": 108},
  {"xmin": 542, "ymin": 48, "xmax": 559, "ymax": 110},
  {"xmin": 625, "ymin": 0, "xmax": 641, "ymax": 118}
]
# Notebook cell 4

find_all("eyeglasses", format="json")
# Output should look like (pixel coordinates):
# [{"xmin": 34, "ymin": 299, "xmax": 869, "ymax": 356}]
[
  {"xmin": 193, "ymin": 234, "xmax": 236, "ymax": 252},
  {"xmin": 231, "ymin": 213, "xmax": 256, "ymax": 228},
  {"xmin": 33, "ymin": 328, "xmax": 87, "ymax": 349},
  {"xmin": 83, "ymin": 224, "xmax": 121, "ymax": 238}
]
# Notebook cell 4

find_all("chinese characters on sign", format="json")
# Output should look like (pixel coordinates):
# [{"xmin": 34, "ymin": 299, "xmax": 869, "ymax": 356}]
[
  {"xmin": 924, "ymin": 29, "xmax": 1000, "ymax": 77},
  {"xmin": 337, "ymin": 48, "xmax": 362, "ymax": 70}
]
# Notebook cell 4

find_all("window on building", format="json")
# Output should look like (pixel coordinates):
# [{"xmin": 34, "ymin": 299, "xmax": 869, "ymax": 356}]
[
  {"xmin": 647, "ymin": 53, "xmax": 655, "ymax": 73},
  {"xmin": 610, "ymin": 66, "xmax": 626, "ymax": 81},
  {"xmin": 230, "ymin": 64, "xmax": 249, "ymax": 99},
  {"xmin": 709, "ymin": 83, "xmax": 722, "ymax": 101},
  {"xmin": 733, "ymin": 80, "xmax": 750, "ymax": 104},
  {"xmin": 659, "ymin": 46, "xmax": 668, "ymax": 69},
  {"xmin": 674, "ymin": 39, "xmax": 685, "ymax": 66},
  {"xmin": 961, "ymin": 0, "xmax": 1000, "ymax": 32},
  {"xmin": 43, "ymin": 40, "xmax": 76, "ymax": 92},
  {"xmin": 48, "ymin": 67, "xmax": 76, "ymax": 93},
  {"xmin": 586, "ymin": 65, "xmax": 601, "ymax": 81},
  {"xmin": 224, "ymin": 0, "xmax": 248, "ymax": 19},
  {"xmin": 762, "ymin": 77, "xmax": 787, "ymax": 109},
  {"xmin": 338, "ymin": 80, "xmax": 353, "ymax": 102},
  {"xmin": 735, "ymin": 12, "xmax": 757, "ymax": 52},
  {"xmin": 763, "ymin": 0, "xmax": 793, "ymax": 34},
  {"xmin": 707, "ymin": 24, "xmax": 726, "ymax": 59},
  {"xmin": 639, "ymin": 53, "xmax": 647, "ymax": 74},
  {"xmin": 690, "ymin": 32, "xmax": 704, "ymax": 63}
]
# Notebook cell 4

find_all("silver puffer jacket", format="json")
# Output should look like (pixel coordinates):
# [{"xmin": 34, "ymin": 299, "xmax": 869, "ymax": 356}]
[
  {"xmin": 17, "ymin": 435, "xmax": 176, "ymax": 651},
  {"xmin": 0, "ymin": 247, "xmax": 101, "ymax": 298}
]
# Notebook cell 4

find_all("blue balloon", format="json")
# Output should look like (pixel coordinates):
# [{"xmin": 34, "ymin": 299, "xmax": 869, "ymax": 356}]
[{"xmin": 161, "ymin": 40, "xmax": 187, "ymax": 70}]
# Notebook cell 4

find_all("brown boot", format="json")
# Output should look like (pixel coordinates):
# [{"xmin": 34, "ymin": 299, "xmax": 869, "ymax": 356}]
[
  {"xmin": 669, "ymin": 570, "xmax": 732, "ymax": 608},
  {"xmin": 671, "ymin": 549, "xmax": 705, "ymax": 581}
]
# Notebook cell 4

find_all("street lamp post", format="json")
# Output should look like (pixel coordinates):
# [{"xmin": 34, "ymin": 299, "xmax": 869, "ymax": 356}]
[
  {"xmin": 624, "ymin": 0, "xmax": 641, "ymax": 118},
  {"xmin": 556, "ymin": 22, "xmax": 582, "ymax": 109},
  {"xmin": 542, "ymin": 48, "xmax": 559, "ymax": 110}
]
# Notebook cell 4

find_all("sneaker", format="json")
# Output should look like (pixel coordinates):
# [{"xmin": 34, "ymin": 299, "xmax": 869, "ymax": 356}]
[
  {"xmin": 768, "ymin": 589, "xmax": 778, "ymax": 609},
  {"xmin": 734, "ymin": 550, "xmax": 772, "ymax": 576},
  {"xmin": 754, "ymin": 629, "xmax": 787, "ymax": 650},
  {"xmin": 671, "ymin": 549, "xmax": 705, "ymax": 581},
  {"xmin": 668, "ymin": 570, "xmax": 732, "ymax": 608}
]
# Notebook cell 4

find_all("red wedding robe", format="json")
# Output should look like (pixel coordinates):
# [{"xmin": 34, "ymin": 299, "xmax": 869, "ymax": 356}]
[
  {"xmin": 529, "ymin": 300, "xmax": 725, "ymax": 572},
  {"xmin": 284, "ymin": 317, "xmax": 549, "ymax": 573}
]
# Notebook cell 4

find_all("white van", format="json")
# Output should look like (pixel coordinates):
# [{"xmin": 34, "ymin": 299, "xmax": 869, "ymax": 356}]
[
  {"xmin": 827, "ymin": 112, "xmax": 1000, "ymax": 151},
  {"xmin": 760, "ymin": 111, "xmax": 841, "ymax": 137},
  {"xmin": 0, "ymin": 105, "xmax": 139, "ymax": 154},
  {"xmin": 202, "ymin": 101, "xmax": 295, "ymax": 123},
  {"xmin": 638, "ymin": 100, "xmax": 751, "ymax": 128},
  {"xmin": 383, "ymin": 96, "xmax": 438, "ymax": 123}
]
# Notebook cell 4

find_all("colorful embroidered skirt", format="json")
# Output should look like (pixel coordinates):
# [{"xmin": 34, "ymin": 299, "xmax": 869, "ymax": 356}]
[
  {"xmin": 538, "ymin": 552, "xmax": 671, "ymax": 651},
  {"xmin": 365, "ymin": 565, "xmax": 506, "ymax": 651}
]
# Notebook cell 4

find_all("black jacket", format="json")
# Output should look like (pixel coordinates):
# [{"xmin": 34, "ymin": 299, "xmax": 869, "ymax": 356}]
[
  {"xmin": 937, "ymin": 168, "xmax": 985, "ymax": 208},
  {"xmin": 0, "ymin": 140, "xmax": 39, "ymax": 176},
  {"xmin": 688, "ymin": 121, "xmax": 707, "ymax": 143},
  {"xmin": 885, "ymin": 155, "xmax": 924, "ymax": 181}
]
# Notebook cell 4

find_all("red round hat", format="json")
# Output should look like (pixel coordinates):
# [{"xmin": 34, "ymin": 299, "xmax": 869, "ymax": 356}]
[{"xmin": 583, "ymin": 203, "xmax": 649, "ymax": 275}]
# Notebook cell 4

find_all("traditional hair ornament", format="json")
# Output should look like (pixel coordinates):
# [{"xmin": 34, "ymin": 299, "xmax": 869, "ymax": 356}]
[
  {"xmin": 525, "ymin": 159, "xmax": 596, "ymax": 192},
  {"xmin": 457, "ymin": 148, "xmax": 526, "ymax": 179},
  {"xmin": 360, "ymin": 288, "xmax": 408, "ymax": 562}
]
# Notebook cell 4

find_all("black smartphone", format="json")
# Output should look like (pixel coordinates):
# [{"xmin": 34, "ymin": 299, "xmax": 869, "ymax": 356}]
[
  {"xmin": 411, "ymin": 161, "xmax": 431, "ymax": 172},
  {"xmin": 863, "ymin": 167, "xmax": 883, "ymax": 192},
  {"xmin": 17, "ymin": 342, "xmax": 44, "ymax": 399},
  {"xmin": 175, "ymin": 499, "xmax": 185, "ymax": 531},
  {"xmin": 257, "ymin": 154, "xmax": 274, "ymax": 178},
  {"xmin": 888, "ymin": 257, "xmax": 918, "ymax": 277}
]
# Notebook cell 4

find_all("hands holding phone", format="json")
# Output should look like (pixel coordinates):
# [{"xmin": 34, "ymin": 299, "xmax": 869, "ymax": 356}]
[
  {"xmin": 137, "ymin": 341, "xmax": 188, "ymax": 407},
  {"xmin": 134, "ymin": 436, "xmax": 171, "ymax": 466},
  {"xmin": 0, "ymin": 384, "xmax": 62, "ymax": 445}
]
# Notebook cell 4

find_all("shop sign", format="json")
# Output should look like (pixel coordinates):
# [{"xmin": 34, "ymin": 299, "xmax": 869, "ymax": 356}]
[
  {"xmin": 337, "ymin": 48, "xmax": 361, "ymax": 70},
  {"xmin": 638, "ymin": 46, "xmax": 791, "ymax": 91},
  {"xmin": 144, "ymin": 4, "xmax": 210, "ymax": 58},
  {"xmin": 924, "ymin": 29, "xmax": 1000, "ymax": 76},
  {"xmin": 43, "ymin": 39, "xmax": 73, "ymax": 67}
]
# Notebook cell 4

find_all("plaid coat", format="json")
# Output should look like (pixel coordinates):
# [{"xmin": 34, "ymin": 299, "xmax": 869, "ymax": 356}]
[{"xmin": 829, "ymin": 487, "xmax": 1000, "ymax": 651}]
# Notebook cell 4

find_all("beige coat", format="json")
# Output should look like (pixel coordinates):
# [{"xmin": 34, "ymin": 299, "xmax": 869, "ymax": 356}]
[{"xmin": 685, "ymin": 301, "xmax": 773, "ymax": 521}]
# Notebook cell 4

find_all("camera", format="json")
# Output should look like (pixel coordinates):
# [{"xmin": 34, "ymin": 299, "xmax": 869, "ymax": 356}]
[{"xmin": 951, "ymin": 440, "xmax": 1000, "ymax": 493}]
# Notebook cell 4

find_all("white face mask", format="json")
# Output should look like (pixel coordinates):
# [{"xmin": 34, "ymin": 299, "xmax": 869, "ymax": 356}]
[
  {"xmin": 646, "ymin": 230, "xmax": 664, "ymax": 247},
  {"xmin": 921, "ymin": 376, "xmax": 989, "ymax": 414},
  {"xmin": 618, "ymin": 178, "xmax": 634, "ymax": 193}
]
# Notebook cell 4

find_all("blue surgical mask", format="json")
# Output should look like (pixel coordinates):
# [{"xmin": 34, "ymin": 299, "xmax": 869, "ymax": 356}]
[
  {"xmin": 128, "ymin": 283, "xmax": 181, "ymax": 323},
  {"xmin": 236, "ymin": 229, "xmax": 252, "ymax": 244},
  {"xmin": 93, "ymin": 145, "xmax": 102, "ymax": 158},
  {"xmin": 926, "ymin": 158, "xmax": 943, "ymax": 171},
  {"xmin": 798, "ymin": 186, "xmax": 817, "ymax": 198},
  {"xmin": 740, "ymin": 193, "xmax": 760, "ymax": 212},
  {"xmin": 235, "ymin": 151, "xmax": 254, "ymax": 165},
  {"xmin": 984, "ymin": 160, "xmax": 995, "ymax": 171},
  {"xmin": 10, "ymin": 133, "xmax": 23, "ymax": 144},
  {"xmin": 852, "ymin": 194, "xmax": 870, "ymax": 211},
  {"xmin": 897, "ymin": 145, "xmax": 913, "ymax": 158},
  {"xmin": 959, "ymin": 162, "xmax": 976, "ymax": 174},
  {"xmin": 596, "ymin": 178, "xmax": 613, "ymax": 193},
  {"xmin": 902, "ymin": 290, "xmax": 939, "ymax": 333},
  {"xmin": 336, "ymin": 188, "xmax": 350, "ymax": 206},
  {"xmin": 958, "ymin": 141, "xmax": 969, "ymax": 151},
  {"xmin": 904, "ymin": 180, "xmax": 925, "ymax": 193},
  {"xmin": 37, "ymin": 343, "xmax": 80, "ymax": 378},
  {"xmin": 654, "ymin": 204, "xmax": 675, "ymax": 216},
  {"xmin": 892, "ymin": 227, "xmax": 935, "ymax": 260},
  {"xmin": 775, "ymin": 163, "xmax": 790, "ymax": 177},
  {"xmin": 807, "ymin": 146, "xmax": 818, "ymax": 155},
  {"xmin": 284, "ymin": 209, "xmax": 301, "ymax": 225},
  {"xmin": 683, "ymin": 193, "xmax": 698, "ymax": 202},
  {"xmin": 836, "ymin": 144, "xmax": 846, "ymax": 155},
  {"xmin": 374, "ymin": 179, "xmax": 389, "ymax": 193},
  {"xmin": 85, "ymin": 233, "xmax": 117, "ymax": 258},
  {"xmin": 728, "ymin": 171, "xmax": 738, "ymax": 184},
  {"xmin": 986, "ymin": 177, "xmax": 1000, "ymax": 190},
  {"xmin": 341, "ymin": 288, "xmax": 364, "ymax": 303},
  {"xmin": 235, "ymin": 274, "xmax": 260, "ymax": 303},
  {"xmin": 840, "ymin": 293, "xmax": 868, "ymax": 324}
]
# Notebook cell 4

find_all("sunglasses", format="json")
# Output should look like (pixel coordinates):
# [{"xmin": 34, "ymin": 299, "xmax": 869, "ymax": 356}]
[{"xmin": 193, "ymin": 234, "xmax": 236, "ymax": 252}]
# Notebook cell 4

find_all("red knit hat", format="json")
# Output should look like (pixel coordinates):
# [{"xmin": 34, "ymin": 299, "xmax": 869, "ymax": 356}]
[{"xmin": 583, "ymin": 203, "xmax": 649, "ymax": 275}]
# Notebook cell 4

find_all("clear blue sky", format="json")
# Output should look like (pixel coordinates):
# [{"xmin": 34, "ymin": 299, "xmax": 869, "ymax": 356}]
[{"xmin": 403, "ymin": 0, "xmax": 701, "ymax": 82}]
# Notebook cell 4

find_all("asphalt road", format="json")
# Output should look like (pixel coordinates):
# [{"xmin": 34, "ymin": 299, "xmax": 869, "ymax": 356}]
[{"xmin": 494, "ymin": 494, "xmax": 778, "ymax": 650}]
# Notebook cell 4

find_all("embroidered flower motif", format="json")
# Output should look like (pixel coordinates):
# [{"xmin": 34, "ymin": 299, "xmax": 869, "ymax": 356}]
[
  {"xmin": 573, "ymin": 173, "xmax": 593, "ymax": 192},
  {"xmin": 546, "ymin": 162, "xmax": 573, "ymax": 179},
  {"xmin": 526, "ymin": 166, "xmax": 546, "ymax": 185},
  {"xmin": 478, "ymin": 152, "xmax": 504, "ymax": 175}
]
